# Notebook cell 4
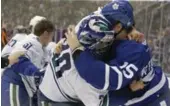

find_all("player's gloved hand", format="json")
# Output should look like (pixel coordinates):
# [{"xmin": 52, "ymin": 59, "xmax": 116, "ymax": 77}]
[
  {"xmin": 129, "ymin": 80, "xmax": 145, "ymax": 92},
  {"xmin": 65, "ymin": 25, "xmax": 83, "ymax": 51},
  {"xmin": 128, "ymin": 28, "xmax": 144, "ymax": 43},
  {"xmin": 8, "ymin": 51, "xmax": 25, "ymax": 65}
]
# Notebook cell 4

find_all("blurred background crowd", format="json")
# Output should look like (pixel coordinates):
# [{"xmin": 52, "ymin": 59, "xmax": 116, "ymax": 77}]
[{"xmin": 1, "ymin": 0, "xmax": 170, "ymax": 73}]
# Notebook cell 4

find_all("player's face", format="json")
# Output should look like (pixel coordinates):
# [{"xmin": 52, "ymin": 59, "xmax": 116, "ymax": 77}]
[
  {"xmin": 40, "ymin": 31, "xmax": 53, "ymax": 46},
  {"xmin": 112, "ymin": 23, "xmax": 128, "ymax": 40},
  {"xmin": 115, "ymin": 30, "xmax": 128, "ymax": 40}
]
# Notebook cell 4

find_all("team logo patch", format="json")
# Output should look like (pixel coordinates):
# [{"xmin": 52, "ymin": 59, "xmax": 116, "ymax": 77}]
[{"xmin": 112, "ymin": 3, "xmax": 119, "ymax": 10}]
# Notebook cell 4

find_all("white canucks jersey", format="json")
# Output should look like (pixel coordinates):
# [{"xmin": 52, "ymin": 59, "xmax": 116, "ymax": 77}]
[
  {"xmin": 11, "ymin": 34, "xmax": 47, "ymax": 69},
  {"xmin": 1, "ymin": 33, "xmax": 27, "ymax": 57},
  {"xmin": 10, "ymin": 34, "xmax": 48, "ymax": 97},
  {"xmin": 39, "ymin": 41, "xmax": 107, "ymax": 106}
]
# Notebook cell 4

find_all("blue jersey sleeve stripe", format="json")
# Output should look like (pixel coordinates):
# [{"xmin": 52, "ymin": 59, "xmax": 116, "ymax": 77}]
[{"xmin": 110, "ymin": 66, "xmax": 123, "ymax": 90}]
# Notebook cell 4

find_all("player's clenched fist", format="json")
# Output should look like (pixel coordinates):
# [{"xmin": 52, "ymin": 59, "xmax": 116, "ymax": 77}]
[
  {"xmin": 55, "ymin": 43, "xmax": 62, "ymax": 54},
  {"xmin": 130, "ymin": 80, "xmax": 145, "ymax": 92},
  {"xmin": 54, "ymin": 39, "xmax": 65, "ymax": 54},
  {"xmin": 128, "ymin": 28, "xmax": 144, "ymax": 43}
]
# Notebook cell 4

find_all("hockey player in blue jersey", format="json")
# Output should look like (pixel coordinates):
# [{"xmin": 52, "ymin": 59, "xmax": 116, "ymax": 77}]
[{"xmin": 65, "ymin": 1, "xmax": 170, "ymax": 106}]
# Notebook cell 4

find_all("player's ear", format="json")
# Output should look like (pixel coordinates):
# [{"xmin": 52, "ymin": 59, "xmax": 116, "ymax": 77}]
[{"xmin": 112, "ymin": 23, "xmax": 123, "ymax": 33}]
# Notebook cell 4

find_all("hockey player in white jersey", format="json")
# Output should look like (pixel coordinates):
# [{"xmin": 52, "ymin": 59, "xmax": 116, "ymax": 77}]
[
  {"xmin": 1, "ymin": 25, "xmax": 28, "ymax": 58},
  {"xmin": 10, "ymin": 37, "xmax": 108, "ymax": 106},
  {"xmin": 1, "ymin": 16, "xmax": 46, "ymax": 67},
  {"xmin": 1, "ymin": 25, "xmax": 28, "ymax": 70},
  {"xmin": 1, "ymin": 19, "xmax": 55, "ymax": 106},
  {"xmin": 27, "ymin": 16, "xmax": 57, "ymax": 65}
]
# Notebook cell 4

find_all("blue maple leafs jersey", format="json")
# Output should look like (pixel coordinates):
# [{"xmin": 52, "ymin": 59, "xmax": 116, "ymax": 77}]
[
  {"xmin": 74, "ymin": 40, "xmax": 170, "ymax": 105},
  {"xmin": 75, "ymin": 40, "xmax": 154, "ymax": 90},
  {"xmin": 74, "ymin": 40, "xmax": 169, "ymax": 104}
]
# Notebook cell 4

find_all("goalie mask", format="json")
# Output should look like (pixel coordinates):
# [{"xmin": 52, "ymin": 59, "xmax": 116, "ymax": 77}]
[{"xmin": 75, "ymin": 12, "xmax": 115, "ymax": 55}]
